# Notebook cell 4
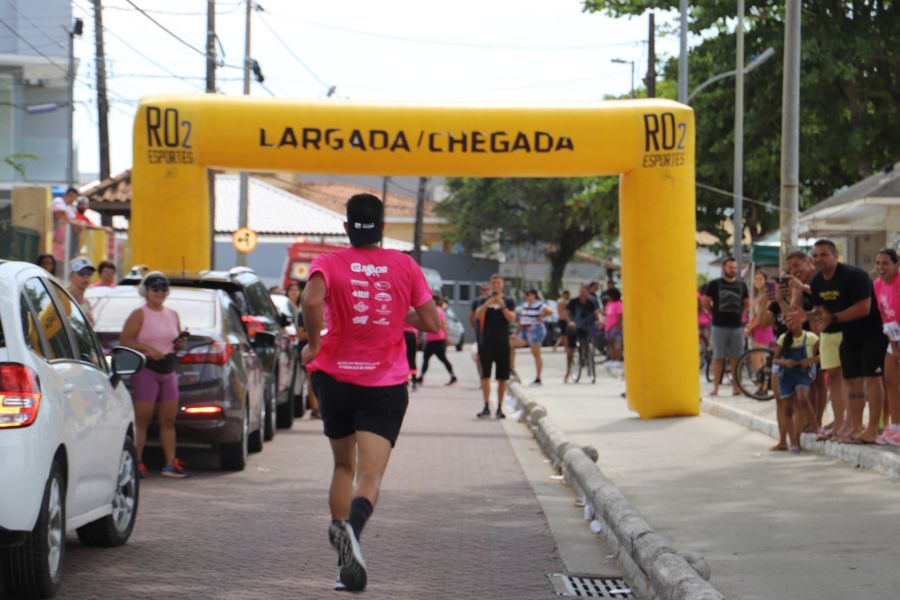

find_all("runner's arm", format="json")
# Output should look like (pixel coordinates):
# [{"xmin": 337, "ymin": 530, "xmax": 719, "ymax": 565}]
[
  {"xmin": 300, "ymin": 273, "xmax": 327, "ymax": 358},
  {"xmin": 407, "ymin": 299, "xmax": 440, "ymax": 333}
]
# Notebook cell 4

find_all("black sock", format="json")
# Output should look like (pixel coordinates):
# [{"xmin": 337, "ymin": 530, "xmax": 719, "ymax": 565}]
[{"xmin": 348, "ymin": 497, "xmax": 373, "ymax": 539}]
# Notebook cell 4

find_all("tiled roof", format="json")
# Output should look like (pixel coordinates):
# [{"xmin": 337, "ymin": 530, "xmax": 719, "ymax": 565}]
[
  {"xmin": 80, "ymin": 169, "xmax": 132, "ymax": 206},
  {"xmin": 214, "ymin": 175, "xmax": 347, "ymax": 235},
  {"xmin": 264, "ymin": 178, "xmax": 440, "ymax": 219}
]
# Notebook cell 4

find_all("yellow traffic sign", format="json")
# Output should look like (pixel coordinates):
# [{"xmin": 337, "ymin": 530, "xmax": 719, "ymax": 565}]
[{"xmin": 232, "ymin": 227, "xmax": 258, "ymax": 253}]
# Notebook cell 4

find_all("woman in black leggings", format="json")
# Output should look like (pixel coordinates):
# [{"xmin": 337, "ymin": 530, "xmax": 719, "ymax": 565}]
[{"xmin": 417, "ymin": 296, "xmax": 457, "ymax": 386}]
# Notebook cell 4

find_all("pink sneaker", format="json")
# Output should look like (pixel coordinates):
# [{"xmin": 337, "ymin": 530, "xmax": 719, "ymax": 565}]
[
  {"xmin": 885, "ymin": 428, "xmax": 900, "ymax": 447},
  {"xmin": 875, "ymin": 432, "xmax": 891, "ymax": 446}
]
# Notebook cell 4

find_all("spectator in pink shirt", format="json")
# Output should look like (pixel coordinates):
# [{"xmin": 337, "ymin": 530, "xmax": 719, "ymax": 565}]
[
  {"xmin": 604, "ymin": 287, "xmax": 624, "ymax": 364},
  {"xmin": 302, "ymin": 194, "xmax": 439, "ymax": 592},
  {"xmin": 874, "ymin": 248, "xmax": 900, "ymax": 446}
]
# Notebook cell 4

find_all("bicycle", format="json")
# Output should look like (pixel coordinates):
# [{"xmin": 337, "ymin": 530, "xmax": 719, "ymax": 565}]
[
  {"xmin": 734, "ymin": 346, "xmax": 775, "ymax": 401},
  {"xmin": 574, "ymin": 331, "xmax": 596, "ymax": 384}
]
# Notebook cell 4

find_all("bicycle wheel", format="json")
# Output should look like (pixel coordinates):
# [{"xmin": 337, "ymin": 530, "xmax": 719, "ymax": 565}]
[
  {"xmin": 575, "ymin": 340, "xmax": 586, "ymax": 383},
  {"xmin": 735, "ymin": 348, "xmax": 775, "ymax": 401}
]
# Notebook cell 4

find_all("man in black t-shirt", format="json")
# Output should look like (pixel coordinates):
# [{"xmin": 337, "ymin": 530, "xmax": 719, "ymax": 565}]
[
  {"xmin": 564, "ymin": 286, "xmax": 601, "ymax": 382},
  {"xmin": 808, "ymin": 239, "xmax": 886, "ymax": 444},
  {"xmin": 702, "ymin": 257, "xmax": 750, "ymax": 396},
  {"xmin": 473, "ymin": 275, "xmax": 516, "ymax": 419}
]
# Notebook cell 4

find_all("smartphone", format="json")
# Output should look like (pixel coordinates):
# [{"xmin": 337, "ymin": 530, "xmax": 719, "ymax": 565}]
[
  {"xmin": 765, "ymin": 281, "xmax": 776, "ymax": 295},
  {"xmin": 173, "ymin": 330, "xmax": 189, "ymax": 343},
  {"xmin": 777, "ymin": 276, "xmax": 790, "ymax": 286}
]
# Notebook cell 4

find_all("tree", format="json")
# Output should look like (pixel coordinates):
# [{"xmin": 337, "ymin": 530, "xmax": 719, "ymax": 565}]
[
  {"xmin": 584, "ymin": 0, "xmax": 900, "ymax": 251},
  {"xmin": 436, "ymin": 177, "xmax": 619, "ymax": 297}
]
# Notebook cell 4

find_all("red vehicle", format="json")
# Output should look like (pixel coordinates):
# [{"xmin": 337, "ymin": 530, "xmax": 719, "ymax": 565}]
[{"xmin": 282, "ymin": 241, "xmax": 346, "ymax": 291}]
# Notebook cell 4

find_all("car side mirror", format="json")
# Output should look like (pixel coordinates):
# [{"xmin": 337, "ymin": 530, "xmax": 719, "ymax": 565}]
[
  {"xmin": 110, "ymin": 346, "xmax": 146, "ymax": 387},
  {"xmin": 252, "ymin": 330, "xmax": 276, "ymax": 348},
  {"xmin": 278, "ymin": 314, "xmax": 291, "ymax": 328}
]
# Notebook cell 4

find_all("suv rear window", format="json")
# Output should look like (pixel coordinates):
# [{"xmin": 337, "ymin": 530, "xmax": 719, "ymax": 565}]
[{"xmin": 93, "ymin": 297, "xmax": 215, "ymax": 332}]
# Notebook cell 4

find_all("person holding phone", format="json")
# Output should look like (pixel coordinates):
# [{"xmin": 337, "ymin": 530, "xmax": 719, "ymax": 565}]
[
  {"xmin": 474, "ymin": 274, "xmax": 517, "ymax": 417},
  {"xmin": 744, "ymin": 271, "xmax": 776, "ymax": 392},
  {"xmin": 120, "ymin": 271, "xmax": 189, "ymax": 478}
]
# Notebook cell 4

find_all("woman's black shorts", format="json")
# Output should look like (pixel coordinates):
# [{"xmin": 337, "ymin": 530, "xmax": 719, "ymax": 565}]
[{"xmin": 310, "ymin": 371, "xmax": 409, "ymax": 447}]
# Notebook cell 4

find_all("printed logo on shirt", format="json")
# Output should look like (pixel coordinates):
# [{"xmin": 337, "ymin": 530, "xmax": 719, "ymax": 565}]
[
  {"xmin": 373, "ymin": 317, "xmax": 390, "ymax": 326},
  {"xmin": 819, "ymin": 290, "xmax": 840, "ymax": 301},
  {"xmin": 374, "ymin": 292, "xmax": 392, "ymax": 302},
  {"xmin": 352, "ymin": 315, "xmax": 369, "ymax": 325},
  {"xmin": 374, "ymin": 281, "xmax": 391, "ymax": 291},
  {"xmin": 351, "ymin": 262, "xmax": 388, "ymax": 277},
  {"xmin": 352, "ymin": 290, "xmax": 370, "ymax": 299},
  {"xmin": 376, "ymin": 307, "xmax": 391, "ymax": 315},
  {"xmin": 351, "ymin": 279, "xmax": 369, "ymax": 287},
  {"xmin": 353, "ymin": 301, "xmax": 369, "ymax": 313},
  {"xmin": 379, "ymin": 304, "xmax": 389, "ymax": 311}
]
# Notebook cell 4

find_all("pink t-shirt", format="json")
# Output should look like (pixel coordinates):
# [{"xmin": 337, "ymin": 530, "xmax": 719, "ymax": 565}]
[
  {"xmin": 697, "ymin": 291, "xmax": 712, "ymax": 327},
  {"xmin": 874, "ymin": 276, "xmax": 900, "ymax": 326},
  {"xmin": 425, "ymin": 308, "xmax": 447, "ymax": 342},
  {"xmin": 306, "ymin": 247, "xmax": 432, "ymax": 386},
  {"xmin": 604, "ymin": 300, "xmax": 623, "ymax": 331}
]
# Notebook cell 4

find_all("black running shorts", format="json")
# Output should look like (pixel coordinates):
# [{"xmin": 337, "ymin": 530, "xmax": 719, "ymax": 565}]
[
  {"xmin": 310, "ymin": 371, "xmax": 409, "ymax": 447},
  {"xmin": 478, "ymin": 338, "xmax": 510, "ymax": 381},
  {"xmin": 839, "ymin": 334, "xmax": 887, "ymax": 379}
]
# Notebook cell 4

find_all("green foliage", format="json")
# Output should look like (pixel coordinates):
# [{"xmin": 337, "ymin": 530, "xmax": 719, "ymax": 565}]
[
  {"xmin": 2, "ymin": 153, "xmax": 38, "ymax": 179},
  {"xmin": 436, "ymin": 177, "xmax": 619, "ymax": 295},
  {"xmin": 585, "ymin": 0, "xmax": 900, "ymax": 252}
]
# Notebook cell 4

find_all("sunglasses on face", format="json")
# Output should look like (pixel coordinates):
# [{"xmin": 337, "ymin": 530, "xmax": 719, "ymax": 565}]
[
  {"xmin": 76, "ymin": 269, "xmax": 94, "ymax": 277},
  {"xmin": 148, "ymin": 284, "xmax": 169, "ymax": 292}
]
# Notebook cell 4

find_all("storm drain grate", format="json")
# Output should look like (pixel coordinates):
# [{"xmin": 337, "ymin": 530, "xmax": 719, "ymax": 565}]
[{"xmin": 548, "ymin": 573, "xmax": 635, "ymax": 598}]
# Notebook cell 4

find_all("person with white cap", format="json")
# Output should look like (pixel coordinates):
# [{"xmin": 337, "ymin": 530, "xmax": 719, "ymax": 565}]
[
  {"xmin": 119, "ymin": 271, "xmax": 189, "ymax": 478},
  {"xmin": 302, "ymin": 193, "xmax": 440, "ymax": 591},
  {"xmin": 67, "ymin": 256, "xmax": 96, "ymax": 325}
]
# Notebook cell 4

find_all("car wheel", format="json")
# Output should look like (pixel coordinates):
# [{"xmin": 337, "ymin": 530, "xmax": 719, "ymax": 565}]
[
  {"xmin": 220, "ymin": 406, "xmax": 249, "ymax": 471},
  {"xmin": 264, "ymin": 382, "xmax": 277, "ymax": 442},
  {"xmin": 77, "ymin": 437, "xmax": 139, "ymax": 548},
  {"xmin": 1, "ymin": 458, "xmax": 66, "ymax": 598},
  {"xmin": 249, "ymin": 398, "xmax": 264, "ymax": 453}
]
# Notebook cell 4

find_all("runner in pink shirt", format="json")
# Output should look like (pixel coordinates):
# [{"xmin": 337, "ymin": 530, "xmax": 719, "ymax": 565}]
[
  {"xmin": 302, "ymin": 193, "xmax": 439, "ymax": 592},
  {"xmin": 874, "ymin": 248, "xmax": 900, "ymax": 446},
  {"xmin": 416, "ymin": 299, "xmax": 457, "ymax": 386},
  {"xmin": 403, "ymin": 322, "xmax": 419, "ymax": 390}
]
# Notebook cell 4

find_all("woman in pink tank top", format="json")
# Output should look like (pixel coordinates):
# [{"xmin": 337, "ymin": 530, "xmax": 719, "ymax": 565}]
[{"xmin": 120, "ymin": 272, "xmax": 189, "ymax": 478}]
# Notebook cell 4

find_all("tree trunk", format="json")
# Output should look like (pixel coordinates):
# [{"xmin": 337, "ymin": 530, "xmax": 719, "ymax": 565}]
[{"xmin": 547, "ymin": 246, "xmax": 577, "ymax": 298}]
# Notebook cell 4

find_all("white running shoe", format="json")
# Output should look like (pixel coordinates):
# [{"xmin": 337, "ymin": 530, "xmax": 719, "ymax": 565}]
[{"xmin": 329, "ymin": 521, "xmax": 367, "ymax": 592}]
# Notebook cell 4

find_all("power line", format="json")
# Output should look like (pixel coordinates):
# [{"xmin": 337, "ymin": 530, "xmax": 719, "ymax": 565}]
[
  {"xmin": 103, "ymin": 1, "xmax": 244, "ymax": 16},
  {"xmin": 264, "ymin": 9, "xmax": 643, "ymax": 52},
  {"xmin": 122, "ymin": 0, "xmax": 209, "ymax": 57},
  {"xmin": 255, "ymin": 9, "xmax": 330, "ymax": 89},
  {"xmin": 696, "ymin": 181, "xmax": 777, "ymax": 211},
  {"xmin": 72, "ymin": 0, "xmax": 207, "ymax": 91}
]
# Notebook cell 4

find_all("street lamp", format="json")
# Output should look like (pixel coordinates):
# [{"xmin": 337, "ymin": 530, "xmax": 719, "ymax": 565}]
[
  {"xmin": 687, "ymin": 46, "xmax": 774, "ymax": 103},
  {"xmin": 611, "ymin": 58, "xmax": 635, "ymax": 98}
]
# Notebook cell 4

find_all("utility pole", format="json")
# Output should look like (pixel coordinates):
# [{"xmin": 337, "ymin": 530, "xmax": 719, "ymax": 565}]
[
  {"xmin": 413, "ymin": 177, "xmax": 427, "ymax": 264},
  {"xmin": 733, "ymin": 0, "xmax": 745, "ymax": 267},
  {"xmin": 779, "ymin": 0, "xmax": 801, "ymax": 265},
  {"xmin": 206, "ymin": 0, "xmax": 216, "ymax": 92},
  {"xmin": 236, "ymin": 0, "xmax": 251, "ymax": 267},
  {"xmin": 646, "ymin": 12, "xmax": 656, "ymax": 97},
  {"xmin": 381, "ymin": 175, "xmax": 389, "ymax": 212},
  {"xmin": 92, "ymin": 1, "xmax": 110, "ymax": 181},
  {"xmin": 66, "ymin": 18, "xmax": 83, "ymax": 187},
  {"xmin": 678, "ymin": 0, "xmax": 688, "ymax": 103}
]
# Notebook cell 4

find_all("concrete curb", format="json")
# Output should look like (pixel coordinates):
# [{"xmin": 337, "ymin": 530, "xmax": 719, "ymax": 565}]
[
  {"xmin": 701, "ymin": 397, "xmax": 900, "ymax": 480},
  {"xmin": 510, "ymin": 383, "xmax": 723, "ymax": 600}
]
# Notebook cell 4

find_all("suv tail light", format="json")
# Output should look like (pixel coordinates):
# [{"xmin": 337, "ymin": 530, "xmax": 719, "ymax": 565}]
[
  {"xmin": 241, "ymin": 315, "xmax": 266, "ymax": 339},
  {"xmin": 179, "ymin": 342, "xmax": 234, "ymax": 366},
  {"xmin": 0, "ymin": 364, "xmax": 42, "ymax": 429}
]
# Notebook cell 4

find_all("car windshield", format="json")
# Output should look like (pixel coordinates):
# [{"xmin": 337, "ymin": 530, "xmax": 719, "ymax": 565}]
[{"xmin": 93, "ymin": 297, "xmax": 215, "ymax": 331}]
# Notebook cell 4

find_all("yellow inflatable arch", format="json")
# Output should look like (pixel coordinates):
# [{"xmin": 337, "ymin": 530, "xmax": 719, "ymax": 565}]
[{"xmin": 132, "ymin": 94, "xmax": 698, "ymax": 418}]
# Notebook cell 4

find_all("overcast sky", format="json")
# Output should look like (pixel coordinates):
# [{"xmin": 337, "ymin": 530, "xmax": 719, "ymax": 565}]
[{"xmin": 70, "ymin": 0, "xmax": 683, "ymax": 178}]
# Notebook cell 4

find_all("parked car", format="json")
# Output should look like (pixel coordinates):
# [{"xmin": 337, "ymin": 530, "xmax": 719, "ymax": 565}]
[
  {"xmin": 87, "ymin": 285, "xmax": 267, "ymax": 470},
  {"xmin": 120, "ymin": 268, "xmax": 295, "ymax": 440},
  {"xmin": 270, "ymin": 292, "xmax": 306, "ymax": 417},
  {"xmin": 444, "ymin": 306, "xmax": 465, "ymax": 351},
  {"xmin": 0, "ymin": 261, "xmax": 144, "ymax": 599}
]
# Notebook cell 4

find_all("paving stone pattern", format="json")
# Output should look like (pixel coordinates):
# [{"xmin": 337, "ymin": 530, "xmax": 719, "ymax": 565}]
[{"xmin": 54, "ymin": 369, "xmax": 564, "ymax": 599}]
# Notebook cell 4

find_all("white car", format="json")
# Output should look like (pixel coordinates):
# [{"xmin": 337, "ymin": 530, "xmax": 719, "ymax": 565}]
[{"xmin": 0, "ymin": 261, "xmax": 144, "ymax": 598}]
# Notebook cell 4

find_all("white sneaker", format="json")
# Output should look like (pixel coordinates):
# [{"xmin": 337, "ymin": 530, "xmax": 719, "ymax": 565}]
[{"xmin": 329, "ymin": 521, "xmax": 367, "ymax": 592}]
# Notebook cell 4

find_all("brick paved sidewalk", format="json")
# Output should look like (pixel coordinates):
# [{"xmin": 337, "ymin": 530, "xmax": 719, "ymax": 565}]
[{"xmin": 54, "ymin": 365, "xmax": 565, "ymax": 600}]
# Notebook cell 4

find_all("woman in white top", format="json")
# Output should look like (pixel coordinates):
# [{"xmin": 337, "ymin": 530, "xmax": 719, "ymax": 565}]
[{"xmin": 511, "ymin": 289, "xmax": 553, "ymax": 386}]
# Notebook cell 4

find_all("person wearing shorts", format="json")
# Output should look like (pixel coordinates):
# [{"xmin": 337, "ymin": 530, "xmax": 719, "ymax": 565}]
[
  {"xmin": 472, "ymin": 275, "xmax": 517, "ymax": 418},
  {"xmin": 564, "ymin": 286, "xmax": 600, "ymax": 382},
  {"xmin": 302, "ymin": 193, "xmax": 439, "ymax": 592},
  {"xmin": 809, "ymin": 239, "xmax": 887, "ymax": 444},
  {"xmin": 119, "ymin": 271, "xmax": 188, "ymax": 478},
  {"xmin": 510, "ymin": 289, "xmax": 552, "ymax": 386},
  {"xmin": 774, "ymin": 328, "xmax": 819, "ymax": 453},
  {"xmin": 604, "ymin": 288, "xmax": 624, "ymax": 364},
  {"xmin": 703, "ymin": 257, "xmax": 750, "ymax": 396}
]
